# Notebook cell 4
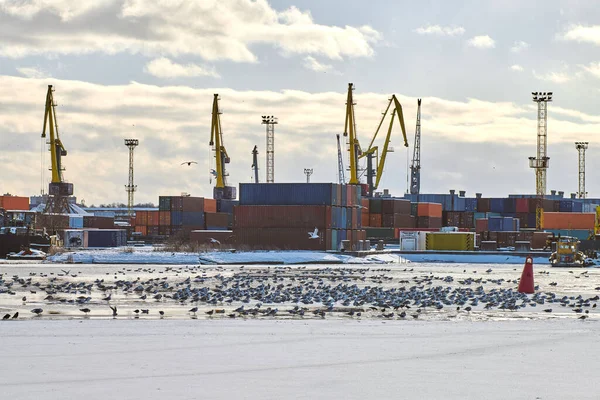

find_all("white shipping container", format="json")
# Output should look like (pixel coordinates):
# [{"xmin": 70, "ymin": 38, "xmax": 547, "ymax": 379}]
[
  {"xmin": 63, "ymin": 230, "xmax": 84, "ymax": 248},
  {"xmin": 399, "ymin": 231, "xmax": 427, "ymax": 250}
]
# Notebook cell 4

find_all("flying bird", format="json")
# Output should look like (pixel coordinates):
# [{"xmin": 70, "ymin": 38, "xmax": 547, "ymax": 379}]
[
  {"xmin": 308, "ymin": 228, "xmax": 320, "ymax": 239},
  {"xmin": 181, "ymin": 161, "xmax": 198, "ymax": 166}
]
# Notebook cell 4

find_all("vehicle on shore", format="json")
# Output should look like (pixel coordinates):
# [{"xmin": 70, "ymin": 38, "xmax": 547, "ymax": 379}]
[{"xmin": 548, "ymin": 236, "xmax": 592, "ymax": 267}]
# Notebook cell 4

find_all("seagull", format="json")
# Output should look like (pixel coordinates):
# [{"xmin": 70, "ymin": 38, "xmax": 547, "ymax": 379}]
[
  {"xmin": 159, "ymin": 311, "xmax": 164, "ymax": 317},
  {"xmin": 31, "ymin": 308, "xmax": 43, "ymax": 316},
  {"xmin": 308, "ymin": 228, "xmax": 320, "ymax": 239},
  {"xmin": 61, "ymin": 269, "xmax": 71, "ymax": 275},
  {"xmin": 102, "ymin": 294, "xmax": 112, "ymax": 301},
  {"xmin": 181, "ymin": 161, "xmax": 198, "ymax": 166},
  {"xmin": 189, "ymin": 307, "xmax": 198, "ymax": 314},
  {"xmin": 2, "ymin": 314, "xmax": 10, "ymax": 320},
  {"xmin": 79, "ymin": 308, "xmax": 91, "ymax": 315},
  {"xmin": 110, "ymin": 305, "xmax": 118, "ymax": 317},
  {"xmin": 208, "ymin": 238, "xmax": 221, "ymax": 245},
  {"xmin": 12, "ymin": 312, "xmax": 18, "ymax": 319}
]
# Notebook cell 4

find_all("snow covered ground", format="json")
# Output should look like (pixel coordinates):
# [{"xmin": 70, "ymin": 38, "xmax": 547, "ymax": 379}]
[
  {"xmin": 1, "ymin": 319, "xmax": 599, "ymax": 400},
  {"xmin": 45, "ymin": 247, "xmax": 407, "ymax": 265}
]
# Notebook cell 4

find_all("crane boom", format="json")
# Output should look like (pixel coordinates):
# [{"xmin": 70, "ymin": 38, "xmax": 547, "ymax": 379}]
[
  {"xmin": 209, "ymin": 93, "xmax": 229, "ymax": 189},
  {"xmin": 336, "ymin": 134, "xmax": 346, "ymax": 184},
  {"xmin": 42, "ymin": 85, "xmax": 67, "ymax": 184},
  {"xmin": 360, "ymin": 94, "xmax": 408, "ymax": 195},
  {"xmin": 410, "ymin": 99, "xmax": 422, "ymax": 195},
  {"xmin": 343, "ymin": 83, "xmax": 361, "ymax": 185}
]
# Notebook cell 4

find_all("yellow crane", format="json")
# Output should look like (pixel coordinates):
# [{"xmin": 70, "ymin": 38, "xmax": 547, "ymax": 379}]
[
  {"xmin": 209, "ymin": 94, "xmax": 236, "ymax": 200},
  {"xmin": 343, "ymin": 83, "xmax": 362, "ymax": 185},
  {"xmin": 342, "ymin": 83, "xmax": 409, "ymax": 195},
  {"xmin": 360, "ymin": 94, "xmax": 408, "ymax": 195},
  {"xmin": 41, "ymin": 85, "xmax": 73, "ymax": 213}
]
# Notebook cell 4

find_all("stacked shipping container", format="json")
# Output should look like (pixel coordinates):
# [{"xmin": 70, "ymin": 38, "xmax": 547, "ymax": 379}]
[{"xmin": 235, "ymin": 183, "xmax": 365, "ymax": 250}]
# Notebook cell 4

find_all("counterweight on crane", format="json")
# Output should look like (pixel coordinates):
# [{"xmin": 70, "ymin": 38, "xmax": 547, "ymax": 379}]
[
  {"xmin": 409, "ymin": 99, "xmax": 422, "ymax": 195},
  {"xmin": 209, "ymin": 94, "xmax": 236, "ymax": 200},
  {"xmin": 41, "ymin": 85, "xmax": 73, "ymax": 214}
]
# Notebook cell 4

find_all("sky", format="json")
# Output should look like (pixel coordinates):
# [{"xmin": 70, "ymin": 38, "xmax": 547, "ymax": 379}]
[{"xmin": 1, "ymin": 0, "xmax": 600, "ymax": 205}]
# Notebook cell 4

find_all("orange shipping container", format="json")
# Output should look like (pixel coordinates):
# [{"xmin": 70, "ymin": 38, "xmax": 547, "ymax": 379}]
[
  {"xmin": 361, "ymin": 213, "xmax": 370, "ymax": 228},
  {"xmin": 0, "ymin": 195, "xmax": 29, "ymax": 211},
  {"xmin": 417, "ymin": 202, "xmax": 442, "ymax": 218},
  {"xmin": 542, "ymin": 212, "xmax": 595, "ymax": 230},
  {"xmin": 135, "ymin": 226, "xmax": 147, "ymax": 235},
  {"xmin": 369, "ymin": 214, "xmax": 382, "ymax": 227},
  {"xmin": 135, "ymin": 211, "xmax": 148, "ymax": 226},
  {"xmin": 203, "ymin": 198, "xmax": 217, "ymax": 213},
  {"xmin": 361, "ymin": 198, "xmax": 370, "ymax": 212},
  {"xmin": 159, "ymin": 211, "xmax": 171, "ymax": 226},
  {"xmin": 147, "ymin": 211, "xmax": 160, "ymax": 226}
]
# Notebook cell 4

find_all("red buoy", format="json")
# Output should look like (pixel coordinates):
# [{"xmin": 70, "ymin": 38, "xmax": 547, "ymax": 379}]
[{"xmin": 518, "ymin": 256, "xmax": 535, "ymax": 294}]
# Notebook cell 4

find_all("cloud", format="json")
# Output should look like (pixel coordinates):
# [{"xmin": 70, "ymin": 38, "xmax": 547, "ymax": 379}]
[
  {"xmin": 144, "ymin": 57, "xmax": 219, "ymax": 79},
  {"xmin": 533, "ymin": 70, "xmax": 575, "ymax": 83},
  {"xmin": 414, "ymin": 25, "xmax": 465, "ymax": 36},
  {"xmin": 303, "ymin": 56, "xmax": 333, "ymax": 73},
  {"xmin": 2, "ymin": 75, "xmax": 600, "ymax": 203},
  {"xmin": 580, "ymin": 61, "xmax": 600, "ymax": 79},
  {"xmin": 510, "ymin": 40, "xmax": 529, "ymax": 52},
  {"xmin": 467, "ymin": 35, "xmax": 495, "ymax": 49},
  {"xmin": 510, "ymin": 65, "xmax": 524, "ymax": 72},
  {"xmin": 0, "ymin": 0, "xmax": 380, "ymax": 61},
  {"xmin": 561, "ymin": 24, "xmax": 600, "ymax": 45},
  {"xmin": 16, "ymin": 66, "xmax": 50, "ymax": 79}
]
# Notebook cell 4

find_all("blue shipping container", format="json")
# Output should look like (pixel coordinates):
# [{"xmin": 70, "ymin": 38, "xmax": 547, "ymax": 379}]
[
  {"xmin": 217, "ymin": 199, "xmax": 239, "ymax": 213},
  {"xmin": 171, "ymin": 211, "xmax": 182, "ymax": 226},
  {"xmin": 547, "ymin": 229, "xmax": 590, "ymax": 240},
  {"xmin": 182, "ymin": 211, "xmax": 204, "ymax": 226},
  {"xmin": 346, "ymin": 208, "xmax": 352, "ymax": 229},
  {"xmin": 490, "ymin": 198, "xmax": 505, "ymax": 213},
  {"xmin": 239, "ymin": 183, "xmax": 339, "ymax": 206},
  {"xmin": 503, "ymin": 198, "xmax": 516, "ymax": 213},
  {"xmin": 465, "ymin": 198, "xmax": 478, "ymax": 212},
  {"xmin": 573, "ymin": 202, "xmax": 583, "ymax": 212},
  {"xmin": 488, "ymin": 217, "xmax": 503, "ymax": 231}
]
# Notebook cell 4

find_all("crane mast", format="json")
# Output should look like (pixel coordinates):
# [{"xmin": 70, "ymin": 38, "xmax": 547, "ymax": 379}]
[
  {"xmin": 410, "ymin": 99, "xmax": 422, "ymax": 195},
  {"xmin": 209, "ymin": 94, "xmax": 236, "ymax": 199},
  {"xmin": 343, "ymin": 83, "xmax": 361, "ymax": 185},
  {"xmin": 251, "ymin": 145, "xmax": 259, "ymax": 184},
  {"xmin": 336, "ymin": 134, "xmax": 345, "ymax": 184},
  {"xmin": 529, "ymin": 91, "xmax": 552, "ymax": 230},
  {"xmin": 41, "ymin": 85, "xmax": 73, "ymax": 214}
]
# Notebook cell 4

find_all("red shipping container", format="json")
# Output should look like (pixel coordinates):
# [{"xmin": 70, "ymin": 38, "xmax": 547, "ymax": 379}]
[
  {"xmin": 0, "ymin": 196, "xmax": 29, "ymax": 211},
  {"xmin": 205, "ymin": 212, "xmax": 230, "ymax": 228},
  {"xmin": 135, "ymin": 211, "xmax": 148, "ymax": 226},
  {"xmin": 235, "ymin": 228, "xmax": 330, "ymax": 250},
  {"xmin": 159, "ymin": 211, "xmax": 171, "ymax": 226},
  {"xmin": 361, "ymin": 198, "xmax": 370, "ymax": 212},
  {"xmin": 234, "ymin": 205, "xmax": 332, "ymax": 229},
  {"xmin": 369, "ymin": 214, "xmax": 382, "ymax": 227},
  {"xmin": 394, "ymin": 214, "xmax": 415, "ymax": 228},
  {"xmin": 135, "ymin": 225, "xmax": 147, "ymax": 235},
  {"xmin": 182, "ymin": 197, "xmax": 204, "ymax": 212},
  {"xmin": 475, "ymin": 218, "xmax": 488, "ymax": 232},
  {"xmin": 203, "ymin": 199, "xmax": 217, "ymax": 213},
  {"xmin": 515, "ymin": 198, "xmax": 529, "ymax": 213},
  {"xmin": 148, "ymin": 226, "xmax": 159, "ymax": 236}
]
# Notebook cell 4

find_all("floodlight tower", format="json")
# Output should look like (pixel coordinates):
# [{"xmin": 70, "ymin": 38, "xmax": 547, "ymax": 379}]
[
  {"xmin": 576, "ymin": 142, "xmax": 589, "ymax": 199},
  {"xmin": 124, "ymin": 139, "xmax": 139, "ymax": 217},
  {"xmin": 528, "ymin": 91, "xmax": 552, "ymax": 230},
  {"xmin": 262, "ymin": 115, "xmax": 278, "ymax": 183},
  {"xmin": 304, "ymin": 168, "xmax": 313, "ymax": 183}
]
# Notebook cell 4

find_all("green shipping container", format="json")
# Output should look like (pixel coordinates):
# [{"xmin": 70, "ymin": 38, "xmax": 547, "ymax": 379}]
[{"xmin": 365, "ymin": 227, "xmax": 395, "ymax": 240}]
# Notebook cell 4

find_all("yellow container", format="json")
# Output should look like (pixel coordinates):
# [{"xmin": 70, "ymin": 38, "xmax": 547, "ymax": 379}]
[{"xmin": 425, "ymin": 232, "xmax": 475, "ymax": 251}]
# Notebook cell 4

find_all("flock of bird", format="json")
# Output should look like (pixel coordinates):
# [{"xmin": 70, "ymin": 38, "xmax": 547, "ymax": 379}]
[{"xmin": 0, "ymin": 265, "xmax": 599, "ymax": 321}]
